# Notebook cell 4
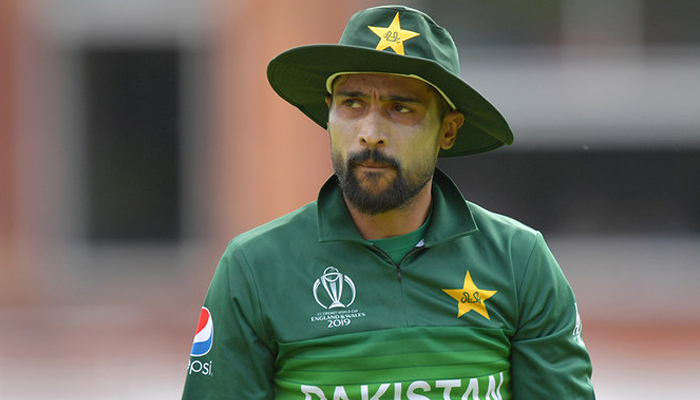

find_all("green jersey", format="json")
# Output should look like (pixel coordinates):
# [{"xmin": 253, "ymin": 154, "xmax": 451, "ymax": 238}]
[{"xmin": 182, "ymin": 169, "xmax": 595, "ymax": 399}]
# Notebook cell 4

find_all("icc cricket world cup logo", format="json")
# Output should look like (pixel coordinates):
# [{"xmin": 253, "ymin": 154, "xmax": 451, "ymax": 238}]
[{"xmin": 313, "ymin": 266, "xmax": 356, "ymax": 309}]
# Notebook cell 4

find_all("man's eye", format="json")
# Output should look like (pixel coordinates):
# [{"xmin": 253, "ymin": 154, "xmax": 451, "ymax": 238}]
[
  {"xmin": 394, "ymin": 104, "xmax": 411, "ymax": 113},
  {"xmin": 343, "ymin": 99, "xmax": 361, "ymax": 108}
]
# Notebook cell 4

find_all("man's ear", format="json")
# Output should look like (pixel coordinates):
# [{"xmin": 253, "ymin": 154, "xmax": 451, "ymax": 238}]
[
  {"xmin": 325, "ymin": 96, "xmax": 332, "ymax": 108},
  {"xmin": 440, "ymin": 111, "xmax": 465, "ymax": 150}
]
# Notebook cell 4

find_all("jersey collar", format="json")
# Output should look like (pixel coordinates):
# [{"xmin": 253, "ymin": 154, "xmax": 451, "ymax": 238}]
[{"xmin": 316, "ymin": 168, "xmax": 478, "ymax": 246}]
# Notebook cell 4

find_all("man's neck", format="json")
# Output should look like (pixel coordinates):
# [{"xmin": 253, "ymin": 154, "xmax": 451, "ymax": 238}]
[{"xmin": 345, "ymin": 180, "xmax": 433, "ymax": 240}]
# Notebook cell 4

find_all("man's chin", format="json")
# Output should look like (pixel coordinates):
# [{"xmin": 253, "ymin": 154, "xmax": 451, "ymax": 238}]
[
  {"xmin": 343, "ymin": 182, "xmax": 411, "ymax": 215},
  {"xmin": 354, "ymin": 169, "xmax": 396, "ymax": 189}
]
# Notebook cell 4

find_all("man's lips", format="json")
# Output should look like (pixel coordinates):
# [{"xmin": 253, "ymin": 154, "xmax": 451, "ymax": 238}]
[
  {"xmin": 357, "ymin": 161, "xmax": 391, "ymax": 169},
  {"xmin": 347, "ymin": 150, "xmax": 399, "ymax": 171}
]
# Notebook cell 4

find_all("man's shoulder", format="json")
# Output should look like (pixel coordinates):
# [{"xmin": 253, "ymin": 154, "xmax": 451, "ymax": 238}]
[
  {"xmin": 228, "ymin": 201, "xmax": 319, "ymax": 250},
  {"xmin": 466, "ymin": 200, "xmax": 539, "ymax": 238}
]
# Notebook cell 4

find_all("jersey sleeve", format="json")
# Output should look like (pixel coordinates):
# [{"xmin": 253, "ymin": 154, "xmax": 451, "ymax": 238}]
[
  {"xmin": 510, "ymin": 233, "xmax": 595, "ymax": 400},
  {"xmin": 181, "ymin": 240, "xmax": 276, "ymax": 400}
]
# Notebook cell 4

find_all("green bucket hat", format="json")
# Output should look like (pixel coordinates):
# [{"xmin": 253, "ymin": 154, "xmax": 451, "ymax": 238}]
[{"xmin": 266, "ymin": 5, "xmax": 514, "ymax": 157}]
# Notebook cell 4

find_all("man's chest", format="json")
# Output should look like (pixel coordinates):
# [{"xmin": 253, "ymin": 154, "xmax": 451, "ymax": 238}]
[{"xmin": 252, "ymin": 244, "xmax": 517, "ymax": 343}]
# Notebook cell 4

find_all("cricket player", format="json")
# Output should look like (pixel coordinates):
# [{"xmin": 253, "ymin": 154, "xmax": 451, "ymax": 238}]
[{"xmin": 182, "ymin": 5, "xmax": 595, "ymax": 399}]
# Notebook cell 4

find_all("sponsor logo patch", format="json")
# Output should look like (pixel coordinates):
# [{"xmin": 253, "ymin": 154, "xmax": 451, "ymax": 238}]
[{"xmin": 190, "ymin": 306, "xmax": 213, "ymax": 357}]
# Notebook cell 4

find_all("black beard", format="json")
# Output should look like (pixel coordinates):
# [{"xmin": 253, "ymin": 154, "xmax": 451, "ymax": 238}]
[{"xmin": 333, "ymin": 149, "xmax": 432, "ymax": 215}]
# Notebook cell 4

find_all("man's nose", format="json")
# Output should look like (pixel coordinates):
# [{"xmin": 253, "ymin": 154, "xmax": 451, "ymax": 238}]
[{"xmin": 358, "ymin": 111, "xmax": 387, "ymax": 148}]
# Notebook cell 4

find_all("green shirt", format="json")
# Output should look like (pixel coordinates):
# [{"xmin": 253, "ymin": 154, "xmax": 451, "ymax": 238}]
[
  {"xmin": 370, "ymin": 213, "xmax": 430, "ymax": 264},
  {"xmin": 182, "ymin": 169, "xmax": 595, "ymax": 399}
]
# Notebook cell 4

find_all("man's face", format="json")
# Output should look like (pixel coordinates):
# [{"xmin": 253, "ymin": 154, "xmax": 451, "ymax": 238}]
[{"xmin": 327, "ymin": 73, "xmax": 460, "ymax": 215}]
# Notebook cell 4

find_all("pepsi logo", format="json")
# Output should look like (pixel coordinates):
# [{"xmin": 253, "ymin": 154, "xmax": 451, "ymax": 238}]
[{"xmin": 190, "ymin": 306, "xmax": 213, "ymax": 357}]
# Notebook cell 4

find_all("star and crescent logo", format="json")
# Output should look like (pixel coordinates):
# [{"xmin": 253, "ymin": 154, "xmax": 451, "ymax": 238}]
[
  {"xmin": 368, "ymin": 12, "xmax": 420, "ymax": 55},
  {"xmin": 443, "ymin": 271, "xmax": 498, "ymax": 320}
]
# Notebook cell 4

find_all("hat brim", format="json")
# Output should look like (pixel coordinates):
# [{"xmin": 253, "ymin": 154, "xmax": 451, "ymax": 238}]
[{"xmin": 267, "ymin": 44, "xmax": 514, "ymax": 157}]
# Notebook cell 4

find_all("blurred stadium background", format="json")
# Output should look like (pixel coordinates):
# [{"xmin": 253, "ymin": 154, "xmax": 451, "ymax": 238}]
[{"xmin": 1, "ymin": 0, "xmax": 699, "ymax": 398}]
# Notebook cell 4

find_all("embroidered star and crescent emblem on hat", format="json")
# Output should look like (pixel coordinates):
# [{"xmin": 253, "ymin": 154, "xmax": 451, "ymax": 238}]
[
  {"xmin": 443, "ymin": 271, "xmax": 498, "ymax": 320},
  {"xmin": 367, "ymin": 12, "xmax": 420, "ymax": 55}
]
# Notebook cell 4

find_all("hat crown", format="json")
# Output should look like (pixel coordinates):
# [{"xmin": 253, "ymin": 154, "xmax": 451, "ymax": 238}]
[{"xmin": 338, "ymin": 6, "xmax": 460, "ymax": 76}]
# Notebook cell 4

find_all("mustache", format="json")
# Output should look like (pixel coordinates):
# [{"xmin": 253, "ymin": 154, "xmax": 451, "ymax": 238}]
[{"xmin": 347, "ymin": 149, "xmax": 400, "ymax": 169}]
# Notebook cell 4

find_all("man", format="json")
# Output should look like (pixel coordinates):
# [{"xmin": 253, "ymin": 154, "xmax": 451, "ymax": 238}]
[{"xmin": 182, "ymin": 5, "xmax": 595, "ymax": 400}]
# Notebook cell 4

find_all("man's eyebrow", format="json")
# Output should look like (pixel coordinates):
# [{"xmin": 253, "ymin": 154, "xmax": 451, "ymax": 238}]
[
  {"xmin": 334, "ymin": 90, "xmax": 421, "ymax": 104},
  {"xmin": 383, "ymin": 95, "xmax": 421, "ymax": 104},
  {"xmin": 335, "ymin": 90, "xmax": 366, "ymax": 98}
]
